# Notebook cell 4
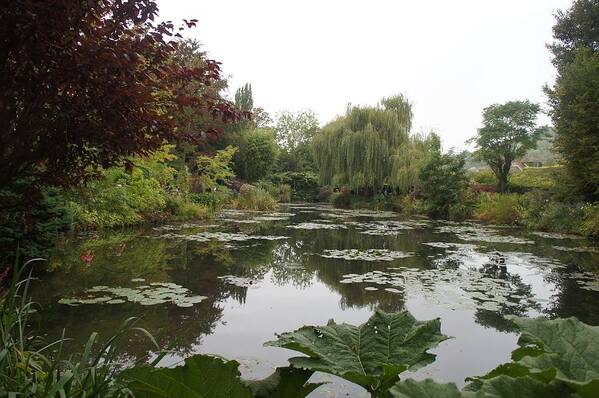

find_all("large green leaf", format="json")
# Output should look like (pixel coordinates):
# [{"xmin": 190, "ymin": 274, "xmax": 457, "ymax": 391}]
[
  {"xmin": 389, "ymin": 376, "xmax": 567, "ymax": 398},
  {"xmin": 120, "ymin": 355, "xmax": 321, "ymax": 398},
  {"xmin": 476, "ymin": 316, "xmax": 599, "ymax": 397},
  {"xmin": 513, "ymin": 316, "xmax": 599, "ymax": 395},
  {"xmin": 120, "ymin": 355, "xmax": 253, "ymax": 398},
  {"xmin": 388, "ymin": 379, "xmax": 463, "ymax": 397},
  {"xmin": 244, "ymin": 367, "xmax": 323, "ymax": 398},
  {"xmin": 265, "ymin": 310, "xmax": 449, "ymax": 394}
]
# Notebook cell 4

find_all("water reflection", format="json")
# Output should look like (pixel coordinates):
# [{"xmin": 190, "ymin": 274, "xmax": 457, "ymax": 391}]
[{"xmin": 31, "ymin": 204, "xmax": 599, "ymax": 396}]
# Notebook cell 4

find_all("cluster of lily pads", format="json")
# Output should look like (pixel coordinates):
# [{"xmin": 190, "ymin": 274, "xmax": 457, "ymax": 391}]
[
  {"xmin": 58, "ymin": 280, "xmax": 207, "ymax": 308},
  {"xmin": 569, "ymin": 271, "xmax": 599, "ymax": 291},
  {"xmin": 218, "ymin": 275, "xmax": 261, "ymax": 288},
  {"xmin": 157, "ymin": 231, "xmax": 289, "ymax": 242},
  {"xmin": 339, "ymin": 266, "xmax": 539, "ymax": 312},
  {"xmin": 346, "ymin": 220, "xmax": 427, "ymax": 236},
  {"xmin": 320, "ymin": 248, "xmax": 414, "ymax": 262},
  {"xmin": 553, "ymin": 245, "xmax": 599, "ymax": 253},
  {"xmin": 529, "ymin": 231, "xmax": 584, "ymax": 240},
  {"xmin": 152, "ymin": 223, "xmax": 215, "ymax": 232},
  {"xmin": 287, "ymin": 222, "xmax": 347, "ymax": 230},
  {"xmin": 435, "ymin": 223, "xmax": 535, "ymax": 245}
]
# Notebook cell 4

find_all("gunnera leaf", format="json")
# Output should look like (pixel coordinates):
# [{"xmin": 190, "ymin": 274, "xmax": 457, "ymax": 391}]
[
  {"xmin": 244, "ymin": 367, "xmax": 324, "ymax": 398},
  {"xmin": 390, "ymin": 376, "xmax": 565, "ymax": 398},
  {"xmin": 510, "ymin": 316, "xmax": 599, "ymax": 397},
  {"xmin": 265, "ymin": 310, "xmax": 449, "ymax": 394},
  {"xmin": 119, "ymin": 354, "xmax": 253, "ymax": 398},
  {"xmin": 470, "ymin": 316, "xmax": 599, "ymax": 398}
]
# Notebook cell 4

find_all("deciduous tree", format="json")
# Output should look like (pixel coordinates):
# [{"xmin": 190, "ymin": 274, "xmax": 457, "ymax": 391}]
[
  {"xmin": 545, "ymin": 0, "xmax": 599, "ymax": 201},
  {"xmin": 470, "ymin": 101, "xmax": 544, "ymax": 193},
  {"xmin": 0, "ymin": 0, "xmax": 241, "ymax": 190}
]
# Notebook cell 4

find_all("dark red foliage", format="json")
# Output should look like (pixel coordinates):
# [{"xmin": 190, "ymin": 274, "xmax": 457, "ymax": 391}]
[{"xmin": 0, "ymin": 0, "xmax": 242, "ymax": 189}]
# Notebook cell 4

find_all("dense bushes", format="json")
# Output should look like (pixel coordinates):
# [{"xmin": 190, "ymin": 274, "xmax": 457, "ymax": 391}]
[
  {"xmin": 0, "ymin": 183, "xmax": 74, "ymax": 263},
  {"xmin": 229, "ymin": 184, "xmax": 278, "ymax": 211},
  {"xmin": 470, "ymin": 190, "xmax": 599, "ymax": 236},
  {"xmin": 235, "ymin": 129, "xmax": 279, "ymax": 182},
  {"xmin": 419, "ymin": 149, "xmax": 467, "ymax": 218},
  {"xmin": 66, "ymin": 146, "xmax": 208, "ymax": 229},
  {"xmin": 264, "ymin": 171, "xmax": 320, "ymax": 201},
  {"xmin": 474, "ymin": 193, "xmax": 522, "ymax": 225}
]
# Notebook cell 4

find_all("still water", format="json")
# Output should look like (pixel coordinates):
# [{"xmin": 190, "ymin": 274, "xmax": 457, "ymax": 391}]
[{"xmin": 32, "ymin": 204, "xmax": 599, "ymax": 397}]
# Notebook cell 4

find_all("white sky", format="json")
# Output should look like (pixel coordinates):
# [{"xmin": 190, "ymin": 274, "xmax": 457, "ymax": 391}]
[{"xmin": 157, "ymin": 0, "xmax": 572, "ymax": 150}]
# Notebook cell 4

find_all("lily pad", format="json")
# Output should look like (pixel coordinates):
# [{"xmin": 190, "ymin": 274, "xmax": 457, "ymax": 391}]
[
  {"xmin": 320, "ymin": 249, "xmax": 414, "ymax": 262},
  {"xmin": 287, "ymin": 223, "xmax": 347, "ymax": 230},
  {"xmin": 59, "ymin": 282, "xmax": 207, "ymax": 307}
]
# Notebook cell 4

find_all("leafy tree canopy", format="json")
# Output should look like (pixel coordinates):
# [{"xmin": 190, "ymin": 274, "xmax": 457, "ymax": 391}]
[
  {"xmin": 275, "ymin": 110, "xmax": 320, "ymax": 151},
  {"xmin": 196, "ymin": 146, "xmax": 238, "ymax": 191},
  {"xmin": 312, "ymin": 95, "xmax": 414, "ymax": 192},
  {"xmin": 236, "ymin": 129, "xmax": 279, "ymax": 182},
  {"xmin": 235, "ymin": 83, "xmax": 254, "ymax": 112},
  {"xmin": 546, "ymin": 0, "xmax": 599, "ymax": 201},
  {"xmin": 0, "ymin": 0, "xmax": 242, "ymax": 190},
  {"xmin": 548, "ymin": 0, "xmax": 599, "ymax": 71},
  {"xmin": 470, "ymin": 101, "xmax": 545, "ymax": 193}
]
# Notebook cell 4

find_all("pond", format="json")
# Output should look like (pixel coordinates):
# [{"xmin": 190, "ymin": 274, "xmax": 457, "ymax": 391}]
[{"xmin": 32, "ymin": 204, "xmax": 599, "ymax": 397}]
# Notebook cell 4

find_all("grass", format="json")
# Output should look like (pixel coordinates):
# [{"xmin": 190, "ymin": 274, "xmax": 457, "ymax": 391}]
[
  {"xmin": 474, "ymin": 193, "xmax": 522, "ymax": 225},
  {"xmin": 229, "ymin": 184, "xmax": 278, "ymax": 211}
]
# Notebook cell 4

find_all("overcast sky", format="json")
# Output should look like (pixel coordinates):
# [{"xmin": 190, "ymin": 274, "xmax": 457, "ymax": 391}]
[{"xmin": 157, "ymin": 0, "xmax": 572, "ymax": 150}]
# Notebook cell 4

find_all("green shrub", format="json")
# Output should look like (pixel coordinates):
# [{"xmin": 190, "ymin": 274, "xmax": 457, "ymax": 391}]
[
  {"xmin": 519, "ymin": 191, "xmax": 583, "ymax": 233},
  {"xmin": 317, "ymin": 187, "xmax": 332, "ymax": 202},
  {"xmin": 191, "ymin": 189, "xmax": 232, "ymax": 212},
  {"xmin": 266, "ymin": 171, "xmax": 320, "ymax": 201},
  {"xmin": 420, "ymin": 150, "xmax": 467, "ymax": 218},
  {"xmin": 0, "ymin": 182, "xmax": 74, "ymax": 266},
  {"xmin": 235, "ymin": 129, "xmax": 279, "ymax": 181},
  {"xmin": 448, "ymin": 202, "xmax": 473, "ymax": 221},
  {"xmin": 165, "ymin": 195, "xmax": 210, "ymax": 220},
  {"xmin": 329, "ymin": 188, "xmax": 351, "ymax": 208},
  {"xmin": 230, "ymin": 184, "xmax": 278, "ymax": 211},
  {"xmin": 510, "ymin": 166, "xmax": 561, "ymax": 191},
  {"xmin": 67, "ymin": 166, "xmax": 167, "ymax": 229},
  {"xmin": 278, "ymin": 184, "xmax": 292, "ymax": 203},
  {"xmin": 395, "ymin": 195, "xmax": 428, "ymax": 216},
  {"xmin": 578, "ymin": 203, "xmax": 599, "ymax": 236},
  {"xmin": 469, "ymin": 169, "xmax": 497, "ymax": 185},
  {"xmin": 255, "ymin": 181, "xmax": 292, "ymax": 203},
  {"xmin": 474, "ymin": 193, "xmax": 522, "ymax": 225}
]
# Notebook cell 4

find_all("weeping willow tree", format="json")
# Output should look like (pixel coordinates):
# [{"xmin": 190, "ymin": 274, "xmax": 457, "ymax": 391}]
[
  {"xmin": 313, "ymin": 95, "xmax": 434, "ymax": 193},
  {"xmin": 389, "ymin": 131, "xmax": 440, "ymax": 193}
]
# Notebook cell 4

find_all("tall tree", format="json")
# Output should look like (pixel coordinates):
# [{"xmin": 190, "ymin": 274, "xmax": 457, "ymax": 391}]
[
  {"xmin": 546, "ymin": 0, "xmax": 599, "ymax": 201},
  {"xmin": 312, "ymin": 95, "xmax": 412, "ymax": 193},
  {"xmin": 275, "ymin": 110, "xmax": 320, "ymax": 151},
  {"xmin": 548, "ymin": 0, "xmax": 599, "ymax": 71},
  {"xmin": 420, "ymin": 137, "xmax": 467, "ymax": 218},
  {"xmin": 236, "ymin": 129, "xmax": 278, "ymax": 181},
  {"xmin": 234, "ymin": 83, "xmax": 254, "ymax": 112},
  {"xmin": 470, "ymin": 101, "xmax": 545, "ymax": 193},
  {"xmin": 0, "ymin": 0, "xmax": 241, "ymax": 190}
]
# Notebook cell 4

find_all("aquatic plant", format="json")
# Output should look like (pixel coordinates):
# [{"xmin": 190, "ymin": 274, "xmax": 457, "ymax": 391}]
[
  {"xmin": 120, "ymin": 355, "xmax": 323, "ymax": 398},
  {"xmin": 391, "ymin": 316, "xmax": 599, "ymax": 398},
  {"xmin": 266, "ymin": 310, "xmax": 448, "ymax": 397},
  {"xmin": 58, "ymin": 281, "xmax": 207, "ymax": 308},
  {"xmin": 320, "ymin": 249, "xmax": 414, "ymax": 262}
]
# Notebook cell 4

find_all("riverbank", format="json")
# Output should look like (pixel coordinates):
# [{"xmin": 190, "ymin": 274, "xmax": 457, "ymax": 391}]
[{"xmin": 323, "ymin": 166, "xmax": 599, "ymax": 238}]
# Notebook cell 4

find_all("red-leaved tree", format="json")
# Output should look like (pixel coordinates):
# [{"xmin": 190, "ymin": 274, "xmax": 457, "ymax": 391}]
[{"xmin": 0, "ymin": 0, "xmax": 242, "ymax": 189}]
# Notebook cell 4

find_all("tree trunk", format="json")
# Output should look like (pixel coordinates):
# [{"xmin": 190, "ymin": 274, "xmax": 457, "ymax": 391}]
[{"xmin": 498, "ymin": 173, "xmax": 508, "ymax": 193}]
